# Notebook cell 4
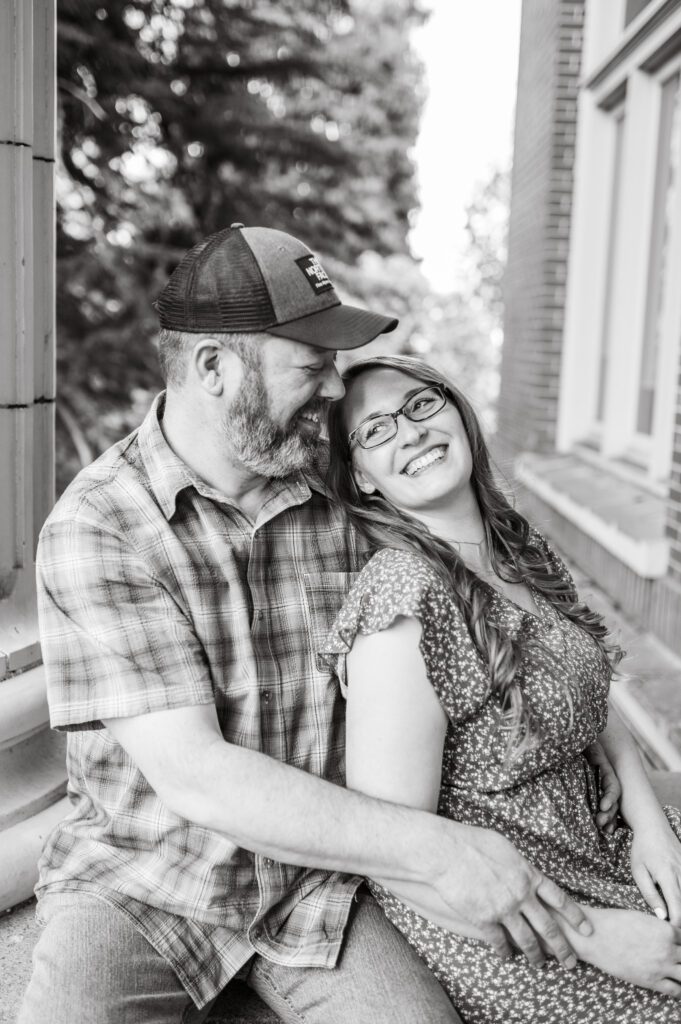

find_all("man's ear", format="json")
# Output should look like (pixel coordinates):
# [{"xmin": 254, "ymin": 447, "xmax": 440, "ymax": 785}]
[
  {"xmin": 192, "ymin": 337, "xmax": 242, "ymax": 396},
  {"xmin": 192, "ymin": 337, "xmax": 224, "ymax": 395},
  {"xmin": 353, "ymin": 467, "xmax": 377, "ymax": 495}
]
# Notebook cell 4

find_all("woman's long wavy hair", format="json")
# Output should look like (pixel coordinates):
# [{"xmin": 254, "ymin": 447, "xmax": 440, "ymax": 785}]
[{"xmin": 326, "ymin": 355, "xmax": 622, "ymax": 756}]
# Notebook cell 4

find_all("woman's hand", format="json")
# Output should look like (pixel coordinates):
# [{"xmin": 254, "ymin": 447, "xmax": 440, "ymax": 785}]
[
  {"xmin": 566, "ymin": 905, "xmax": 681, "ymax": 998},
  {"xmin": 631, "ymin": 821, "xmax": 681, "ymax": 925},
  {"xmin": 584, "ymin": 741, "xmax": 621, "ymax": 834}
]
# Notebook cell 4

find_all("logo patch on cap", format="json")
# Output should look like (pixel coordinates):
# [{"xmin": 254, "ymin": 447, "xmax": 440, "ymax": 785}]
[{"xmin": 295, "ymin": 254, "xmax": 333, "ymax": 295}]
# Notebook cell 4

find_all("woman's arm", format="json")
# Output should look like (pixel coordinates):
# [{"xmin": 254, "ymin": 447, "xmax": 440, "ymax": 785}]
[
  {"xmin": 598, "ymin": 701, "xmax": 681, "ymax": 924},
  {"xmin": 345, "ymin": 617, "xmax": 448, "ymax": 812},
  {"xmin": 598, "ymin": 702, "xmax": 668, "ymax": 832},
  {"xmin": 346, "ymin": 631, "xmax": 681, "ymax": 995},
  {"xmin": 345, "ymin": 617, "xmax": 582, "ymax": 967}
]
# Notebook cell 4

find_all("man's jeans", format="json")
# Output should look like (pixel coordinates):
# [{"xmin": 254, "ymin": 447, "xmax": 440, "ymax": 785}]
[{"xmin": 17, "ymin": 888, "xmax": 462, "ymax": 1024}]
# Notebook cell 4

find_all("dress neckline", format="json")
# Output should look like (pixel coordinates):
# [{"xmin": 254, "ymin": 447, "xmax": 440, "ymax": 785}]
[{"xmin": 479, "ymin": 578, "xmax": 553, "ymax": 628}]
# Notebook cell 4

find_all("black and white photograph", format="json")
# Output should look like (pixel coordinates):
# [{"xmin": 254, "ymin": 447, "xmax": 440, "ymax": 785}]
[{"xmin": 3, "ymin": 1, "xmax": 681, "ymax": 1021}]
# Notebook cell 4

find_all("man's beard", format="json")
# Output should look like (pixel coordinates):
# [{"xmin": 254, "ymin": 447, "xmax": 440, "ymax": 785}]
[{"xmin": 221, "ymin": 365, "xmax": 325, "ymax": 478}]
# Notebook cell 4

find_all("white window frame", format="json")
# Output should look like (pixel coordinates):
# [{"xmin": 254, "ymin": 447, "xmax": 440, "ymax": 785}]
[
  {"xmin": 558, "ymin": 23, "xmax": 681, "ymax": 490},
  {"xmin": 586, "ymin": 102, "xmax": 627, "ymax": 446},
  {"xmin": 630, "ymin": 60, "xmax": 681, "ymax": 478}
]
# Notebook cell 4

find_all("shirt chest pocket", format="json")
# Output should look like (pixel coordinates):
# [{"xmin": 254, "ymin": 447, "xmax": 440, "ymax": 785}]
[{"xmin": 303, "ymin": 571, "xmax": 360, "ymax": 681}]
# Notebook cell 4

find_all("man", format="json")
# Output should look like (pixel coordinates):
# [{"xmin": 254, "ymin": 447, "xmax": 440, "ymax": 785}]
[{"xmin": 20, "ymin": 225, "xmax": 593, "ymax": 1024}]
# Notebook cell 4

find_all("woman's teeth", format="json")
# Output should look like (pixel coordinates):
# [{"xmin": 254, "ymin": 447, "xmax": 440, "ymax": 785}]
[{"xmin": 404, "ymin": 446, "xmax": 446, "ymax": 476}]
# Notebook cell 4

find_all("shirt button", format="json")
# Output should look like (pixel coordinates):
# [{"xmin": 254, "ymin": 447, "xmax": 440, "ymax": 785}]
[
  {"xmin": 256, "ymin": 610, "xmax": 264, "ymax": 621},
  {"xmin": 263, "ymin": 857, "xmax": 273, "ymax": 867},
  {"xmin": 261, "ymin": 690, "xmax": 271, "ymax": 704}
]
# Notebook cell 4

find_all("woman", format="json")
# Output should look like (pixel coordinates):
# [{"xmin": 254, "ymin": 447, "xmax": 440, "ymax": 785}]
[{"xmin": 321, "ymin": 354, "xmax": 681, "ymax": 1023}]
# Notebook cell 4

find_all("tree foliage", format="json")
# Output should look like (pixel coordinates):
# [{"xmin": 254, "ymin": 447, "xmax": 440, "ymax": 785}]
[
  {"xmin": 462, "ymin": 165, "xmax": 510, "ymax": 333},
  {"xmin": 56, "ymin": 0, "xmax": 427, "ymax": 489},
  {"xmin": 55, "ymin": 1, "xmax": 509, "ymax": 492}
]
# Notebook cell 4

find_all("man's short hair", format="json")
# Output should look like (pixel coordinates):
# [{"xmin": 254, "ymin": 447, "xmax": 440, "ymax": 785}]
[{"xmin": 157, "ymin": 329, "xmax": 260, "ymax": 387}]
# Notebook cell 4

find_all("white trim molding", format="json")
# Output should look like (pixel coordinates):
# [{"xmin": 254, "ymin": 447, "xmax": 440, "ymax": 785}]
[{"xmin": 516, "ymin": 452, "xmax": 669, "ymax": 578}]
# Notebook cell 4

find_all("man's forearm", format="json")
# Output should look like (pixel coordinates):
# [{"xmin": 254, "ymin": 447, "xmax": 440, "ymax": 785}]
[
  {"xmin": 171, "ymin": 735, "xmax": 447, "ymax": 886},
  {"xmin": 164, "ymin": 737, "xmax": 577, "ymax": 946},
  {"xmin": 104, "ymin": 704, "xmax": 592, "ymax": 959}
]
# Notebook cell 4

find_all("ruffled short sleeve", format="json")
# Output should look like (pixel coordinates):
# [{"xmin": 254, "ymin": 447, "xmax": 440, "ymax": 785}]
[{"xmin": 318, "ymin": 548, "xmax": 489, "ymax": 715}]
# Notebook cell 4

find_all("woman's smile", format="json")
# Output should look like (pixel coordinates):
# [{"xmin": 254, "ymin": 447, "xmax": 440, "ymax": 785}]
[{"xmin": 401, "ymin": 443, "xmax": 449, "ymax": 477}]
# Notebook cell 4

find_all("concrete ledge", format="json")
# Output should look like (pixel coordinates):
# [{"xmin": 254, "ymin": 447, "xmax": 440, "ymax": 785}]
[
  {"xmin": 0, "ymin": 727, "xmax": 67, "ymax": 831},
  {"xmin": 611, "ymin": 681, "xmax": 681, "ymax": 771},
  {"xmin": 516, "ymin": 451, "xmax": 669, "ymax": 578},
  {"xmin": 0, "ymin": 662, "xmax": 49, "ymax": 749},
  {"xmin": 0, "ymin": 572, "xmax": 43, "ymax": 680},
  {"xmin": 0, "ymin": 797, "xmax": 69, "ymax": 911}
]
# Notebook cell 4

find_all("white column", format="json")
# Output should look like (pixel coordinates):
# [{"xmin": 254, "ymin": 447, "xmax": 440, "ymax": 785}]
[
  {"xmin": 33, "ymin": 0, "xmax": 57, "ymax": 545},
  {"xmin": 0, "ymin": 0, "xmax": 67, "ymax": 913}
]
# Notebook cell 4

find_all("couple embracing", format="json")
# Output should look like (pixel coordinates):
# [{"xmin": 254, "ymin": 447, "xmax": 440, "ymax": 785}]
[{"xmin": 20, "ymin": 225, "xmax": 681, "ymax": 1024}]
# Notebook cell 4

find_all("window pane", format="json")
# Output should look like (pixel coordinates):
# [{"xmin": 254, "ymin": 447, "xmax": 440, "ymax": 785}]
[
  {"xmin": 636, "ymin": 72, "xmax": 681, "ymax": 436},
  {"xmin": 625, "ymin": 0, "xmax": 655, "ymax": 27},
  {"xmin": 596, "ymin": 110, "xmax": 626, "ymax": 422}
]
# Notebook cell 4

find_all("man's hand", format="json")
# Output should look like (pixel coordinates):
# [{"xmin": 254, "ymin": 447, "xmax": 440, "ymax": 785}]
[
  {"xmin": 585, "ymin": 741, "xmax": 621, "ymax": 833},
  {"xmin": 432, "ymin": 825, "xmax": 592, "ymax": 967}
]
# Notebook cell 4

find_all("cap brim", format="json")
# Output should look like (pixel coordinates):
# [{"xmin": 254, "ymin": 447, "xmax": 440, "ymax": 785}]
[{"xmin": 268, "ymin": 303, "xmax": 398, "ymax": 350}]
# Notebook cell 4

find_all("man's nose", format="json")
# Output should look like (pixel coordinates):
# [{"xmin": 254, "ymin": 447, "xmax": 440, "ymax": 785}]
[{"xmin": 318, "ymin": 365, "xmax": 345, "ymax": 401}]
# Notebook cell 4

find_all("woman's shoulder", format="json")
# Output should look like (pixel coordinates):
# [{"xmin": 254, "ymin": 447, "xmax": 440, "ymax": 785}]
[
  {"xmin": 360, "ymin": 546, "xmax": 446, "ymax": 587},
  {"xmin": 350, "ymin": 547, "xmax": 452, "ymax": 612},
  {"xmin": 331, "ymin": 547, "xmax": 455, "ymax": 642}
]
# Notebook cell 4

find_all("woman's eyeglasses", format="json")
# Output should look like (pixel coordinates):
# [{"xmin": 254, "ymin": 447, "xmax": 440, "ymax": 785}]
[{"xmin": 348, "ymin": 385, "xmax": 447, "ymax": 450}]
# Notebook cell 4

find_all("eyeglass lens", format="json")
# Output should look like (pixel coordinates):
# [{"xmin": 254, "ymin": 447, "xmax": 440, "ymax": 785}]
[{"xmin": 355, "ymin": 386, "xmax": 445, "ymax": 449}]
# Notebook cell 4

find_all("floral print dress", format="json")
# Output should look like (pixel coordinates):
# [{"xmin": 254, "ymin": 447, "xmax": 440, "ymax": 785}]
[{"xmin": 321, "ymin": 545, "xmax": 681, "ymax": 1024}]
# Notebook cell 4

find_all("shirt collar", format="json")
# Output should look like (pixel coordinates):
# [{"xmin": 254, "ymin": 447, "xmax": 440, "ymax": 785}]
[
  {"xmin": 138, "ymin": 392, "xmax": 327, "ymax": 522},
  {"xmin": 138, "ymin": 393, "xmax": 196, "ymax": 520}
]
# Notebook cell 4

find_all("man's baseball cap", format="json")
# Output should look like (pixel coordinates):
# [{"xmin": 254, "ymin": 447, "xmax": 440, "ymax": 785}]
[{"xmin": 154, "ymin": 224, "xmax": 398, "ymax": 350}]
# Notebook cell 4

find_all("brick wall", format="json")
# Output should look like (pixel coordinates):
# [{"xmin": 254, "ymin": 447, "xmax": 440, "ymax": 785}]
[
  {"xmin": 667, "ymin": 337, "xmax": 681, "ymax": 582},
  {"xmin": 497, "ymin": 0, "xmax": 584, "ymax": 468},
  {"xmin": 498, "ymin": 0, "xmax": 681, "ymax": 654}
]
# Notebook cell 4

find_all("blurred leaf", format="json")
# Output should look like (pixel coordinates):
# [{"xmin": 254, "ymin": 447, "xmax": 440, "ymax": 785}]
[
  {"xmin": 56, "ymin": 0, "xmax": 429, "ymax": 488},
  {"xmin": 55, "ymin": 0, "xmax": 503, "ymax": 490}
]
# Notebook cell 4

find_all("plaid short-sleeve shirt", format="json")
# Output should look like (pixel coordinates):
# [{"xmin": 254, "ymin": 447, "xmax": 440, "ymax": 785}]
[{"xmin": 36, "ymin": 394, "xmax": 367, "ymax": 1008}]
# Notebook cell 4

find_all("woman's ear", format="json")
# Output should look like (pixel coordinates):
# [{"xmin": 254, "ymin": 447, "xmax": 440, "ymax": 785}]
[{"xmin": 353, "ymin": 467, "xmax": 377, "ymax": 495}]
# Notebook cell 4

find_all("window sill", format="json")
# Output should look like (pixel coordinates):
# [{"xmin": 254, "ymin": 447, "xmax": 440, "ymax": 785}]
[
  {"xmin": 515, "ymin": 452, "xmax": 669, "ymax": 579},
  {"xmin": 572, "ymin": 442, "xmax": 668, "ymax": 497}
]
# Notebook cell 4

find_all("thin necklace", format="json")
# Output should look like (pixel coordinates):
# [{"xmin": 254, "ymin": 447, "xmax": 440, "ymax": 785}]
[
  {"xmin": 451, "ymin": 538, "xmax": 498, "ymax": 579},
  {"xmin": 451, "ymin": 538, "xmax": 487, "ymax": 553}
]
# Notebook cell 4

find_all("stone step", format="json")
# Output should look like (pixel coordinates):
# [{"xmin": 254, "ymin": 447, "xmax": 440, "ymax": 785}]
[
  {"xmin": 0, "ymin": 663, "xmax": 50, "ymax": 750},
  {"xmin": 0, "ymin": 661, "xmax": 69, "ymax": 911},
  {"xmin": 0, "ymin": 727, "xmax": 67, "ymax": 832},
  {"xmin": 0, "ymin": 797, "xmax": 69, "ymax": 911}
]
